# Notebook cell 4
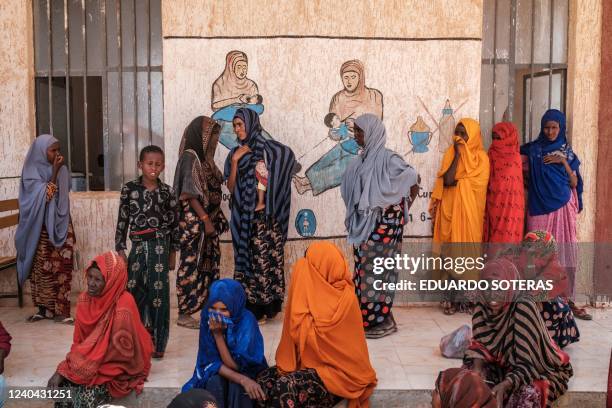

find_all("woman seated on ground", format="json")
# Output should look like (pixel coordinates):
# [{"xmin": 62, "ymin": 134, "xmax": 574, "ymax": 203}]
[
  {"xmin": 432, "ymin": 368, "xmax": 496, "ymax": 408},
  {"xmin": 464, "ymin": 253, "xmax": 573, "ymax": 408},
  {"xmin": 182, "ymin": 279, "xmax": 268, "ymax": 408},
  {"xmin": 47, "ymin": 252, "xmax": 153, "ymax": 408},
  {"xmin": 521, "ymin": 230, "xmax": 580, "ymax": 348},
  {"xmin": 257, "ymin": 241, "xmax": 377, "ymax": 408},
  {"xmin": 168, "ymin": 389, "xmax": 218, "ymax": 408}
]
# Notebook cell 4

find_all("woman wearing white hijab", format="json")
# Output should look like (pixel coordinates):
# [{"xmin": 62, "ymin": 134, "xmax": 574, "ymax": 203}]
[{"xmin": 341, "ymin": 114, "xmax": 420, "ymax": 338}]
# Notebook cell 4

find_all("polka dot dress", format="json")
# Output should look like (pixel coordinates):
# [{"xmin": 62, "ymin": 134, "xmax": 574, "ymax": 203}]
[
  {"xmin": 540, "ymin": 297, "xmax": 580, "ymax": 348},
  {"xmin": 353, "ymin": 201, "xmax": 404, "ymax": 329}
]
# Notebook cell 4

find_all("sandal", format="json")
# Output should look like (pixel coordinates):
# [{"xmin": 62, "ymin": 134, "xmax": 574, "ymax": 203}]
[
  {"xmin": 442, "ymin": 301, "xmax": 457, "ymax": 316},
  {"xmin": 54, "ymin": 316, "xmax": 75, "ymax": 325},
  {"xmin": 177, "ymin": 315, "xmax": 200, "ymax": 329},
  {"xmin": 365, "ymin": 323, "xmax": 398, "ymax": 339},
  {"xmin": 365, "ymin": 315, "xmax": 398, "ymax": 339},
  {"xmin": 26, "ymin": 313, "xmax": 47, "ymax": 323},
  {"xmin": 568, "ymin": 301, "xmax": 593, "ymax": 320}
]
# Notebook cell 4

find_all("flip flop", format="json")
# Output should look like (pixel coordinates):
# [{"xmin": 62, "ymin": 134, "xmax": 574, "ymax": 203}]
[
  {"xmin": 571, "ymin": 307, "xmax": 593, "ymax": 320},
  {"xmin": 442, "ymin": 301, "xmax": 457, "ymax": 315},
  {"xmin": 365, "ymin": 325, "xmax": 398, "ymax": 339},
  {"xmin": 54, "ymin": 316, "xmax": 75, "ymax": 325},
  {"xmin": 26, "ymin": 313, "xmax": 47, "ymax": 322},
  {"xmin": 177, "ymin": 317, "xmax": 200, "ymax": 329},
  {"xmin": 568, "ymin": 301, "xmax": 593, "ymax": 320}
]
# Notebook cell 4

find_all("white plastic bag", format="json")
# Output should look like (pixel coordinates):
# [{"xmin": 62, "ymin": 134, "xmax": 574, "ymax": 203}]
[{"xmin": 439, "ymin": 324, "xmax": 472, "ymax": 359}]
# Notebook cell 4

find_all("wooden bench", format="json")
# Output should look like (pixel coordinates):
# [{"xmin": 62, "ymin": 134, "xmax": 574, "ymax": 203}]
[{"xmin": 0, "ymin": 198, "xmax": 23, "ymax": 307}]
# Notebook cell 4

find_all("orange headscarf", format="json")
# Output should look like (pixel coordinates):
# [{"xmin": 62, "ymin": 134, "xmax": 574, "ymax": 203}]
[
  {"xmin": 430, "ymin": 118, "xmax": 490, "ymax": 244},
  {"xmin": 57, "ymin": 252, "xmax": 153, "ymax": 398},
  {"xmin": 275, "ymin": 241, "xmax": 377, "ymax": 408},
  {"xmin": 484, "ymin": 122, "xmax": 524, "ymax": 243}
]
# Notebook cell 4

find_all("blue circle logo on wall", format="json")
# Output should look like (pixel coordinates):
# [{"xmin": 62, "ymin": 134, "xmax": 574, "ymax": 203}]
[{"xmin": 295, "ymin": 209, "xmax": 316, "ymax": 237}]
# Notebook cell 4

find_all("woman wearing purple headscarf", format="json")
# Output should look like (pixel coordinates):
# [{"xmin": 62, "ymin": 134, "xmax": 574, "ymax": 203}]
[
  {"xmin": 520, "ymin": 109, "xmax": 590, "ymax": 320},
  {"xmin": 15, "ymin": 135, "xmax": 75, "ymax": 324}
]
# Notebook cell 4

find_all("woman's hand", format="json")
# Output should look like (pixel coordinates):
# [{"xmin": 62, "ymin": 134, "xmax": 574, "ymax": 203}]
[
  {"xmin": 238, "ymin": 94, "xmax": 249, "ymax": 104},
  {"xmin": 543, "ymin": 154, "xmax": 566, "ymax": 165},
  {"xmin": 203, "ymin": 219, "xmax": 216, "ymax": 236},
  {"xmin": 208, "ymin": 313, "xmax": 226, "ymax": 335},
  {"xmin": 240, "ymin": 376, "xmax": 267, "ymax": 401},
  {"xmin": 52, "ymin": 154, "xmax": 65, "ymax": 174},
  {"xmin": 232, "ymin": 145, "xmax": 252, "ymax": 163},
  {"xmin": 491, "ymin": 379, "xmax": 511, "ymax": 408},
  {"xmin": 47, "ymin": 371, "xmax": 64, "ymax": 388},
  {"xmin": 453, "ymin": 138, "xmax": 463, "ymax": 154}
]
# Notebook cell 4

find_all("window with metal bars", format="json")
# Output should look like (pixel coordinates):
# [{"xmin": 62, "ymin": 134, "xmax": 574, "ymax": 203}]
[
  {"xmin": 33, "ymin": 0, "xmax": 163, "ymax": 191},
  {"xmin": 480, "ymin": 0, "xmax": 569, "ymax": 146}
]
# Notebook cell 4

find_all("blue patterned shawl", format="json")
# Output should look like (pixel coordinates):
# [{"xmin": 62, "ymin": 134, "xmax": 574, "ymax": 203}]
[
  {"xmin": 224, "ymin": 108, "xmax": 295, "ymax": 276},
  {"xmin": 520, "ymin": 109, "xmax": 583, "ymax": 216},
  {"xmin": 182, "ymin": 279, "xmax": 267, "ymax": 392}
]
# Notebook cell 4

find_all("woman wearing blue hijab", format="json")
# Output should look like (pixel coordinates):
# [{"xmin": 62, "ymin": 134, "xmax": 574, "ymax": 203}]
[
  {"xmin": 182, "ymin": 279, "xmax": 268, "ymax": 407},
  {"xmin": 520, "ymin": 109, "xmax": 590, "ymax": 320},
  {"xmin": 15, "ymin": 135, "xmax": 75, "ymax": 324}
]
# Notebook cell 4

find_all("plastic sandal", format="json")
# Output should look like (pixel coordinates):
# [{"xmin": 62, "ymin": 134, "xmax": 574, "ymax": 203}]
[
  {"xmin": 54, "ymin": 316, "xmax": 75, "ymax": 325},
  {"xmin": 568, "ymin": 300, "xmax": 593, "ymax": 320},
  {"xmin": 177, "ymin": 316, "xmax": 200, "ymax": 329},
  {"xmin": 26, "ymin": 313, "xmax": 47, "ymax": 322}
]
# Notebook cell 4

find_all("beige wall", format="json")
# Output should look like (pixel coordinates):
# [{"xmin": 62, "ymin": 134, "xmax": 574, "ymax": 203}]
[
  {"xmin": 161, "ymin": 0, "xmax": 483, "ymax": 39},
  {"xmin": 0, "ymin": 1, "xmax": 35, "ymax": 293},
  {"xmin": 567, "ymin": 0, "xmax": 601, "ymax": 243},
  {"xmin": 0, "ymin": 0, "xmax": 35, "ymax": 243},
  {"xmin": 566, "ymin": 0, "xmax": 602, "ymax": 297},
  {"xmin": 160, "ymin": 0, "xmax": 485, "ymax": 303}
]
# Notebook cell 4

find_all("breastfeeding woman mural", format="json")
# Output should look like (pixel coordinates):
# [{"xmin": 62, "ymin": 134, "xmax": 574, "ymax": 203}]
[
  {"xmin": 211, "ymin": 50, "xmax": 271, "ymax": 149},
  {"xmin": 293, "ymin": 59, "xmax": 383, "ymax": 195}
]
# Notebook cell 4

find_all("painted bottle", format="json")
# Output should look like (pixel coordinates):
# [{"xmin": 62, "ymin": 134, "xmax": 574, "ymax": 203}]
[{"xmin": 438, "ymin": 99, "xmax": 456, "ymax": 153}]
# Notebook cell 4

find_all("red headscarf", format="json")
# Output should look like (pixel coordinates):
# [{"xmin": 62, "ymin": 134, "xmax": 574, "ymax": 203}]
[
  {"xmin": 57, "ymin": 252, "xmax": 153, "ymax": 398},
  {"xmin": 484, "ymin": 122, "xmax": 524, "ymax": 243},
  {"xmin": 435, "ymin": 368, "xmax": 496, "ymax": 408}
]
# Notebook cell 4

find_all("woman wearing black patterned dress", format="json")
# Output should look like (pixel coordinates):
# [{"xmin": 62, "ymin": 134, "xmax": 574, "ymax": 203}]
[
  {"xmin": 224, "ymin": 108, "xmax": 295, "ymax": 324},
  {"xmin": 174, "ymin": 117, "xmax": 229, "ymax": 329},
  {"xmin": 341, "ymin": 113, "xmax": 420, "ymax": 338}
]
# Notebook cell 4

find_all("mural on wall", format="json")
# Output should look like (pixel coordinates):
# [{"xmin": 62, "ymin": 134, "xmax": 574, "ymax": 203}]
[
  {"xmin": 295, "ymin": 209, "xmax": 317, "ymax": 237},
  {"xmin": 407, "ymin": 116, "xmax": 432, "ymax": 153},
  {"xmin": 437, "ymin": 99, "xmax": 457, "ymax": 152},
  {"xmin": 163, "ymin": 38, "xmax": 482, "ymax": 238},
  {"xmin": 293, "ymin": 59, "xmax": 383, "ymax": 196},
  {"xmin": 404, "ymin": 98, "xmax": 467, "ymax": 156},
  {"xmin": 210, "ymin": 50, "xmax": 272, "ymax": 149}
]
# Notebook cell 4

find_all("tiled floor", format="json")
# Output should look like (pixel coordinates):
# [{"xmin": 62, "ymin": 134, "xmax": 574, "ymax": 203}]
[{"xmin": 2, "ymin": 304, "xmax": 610, "ymax": 394}]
